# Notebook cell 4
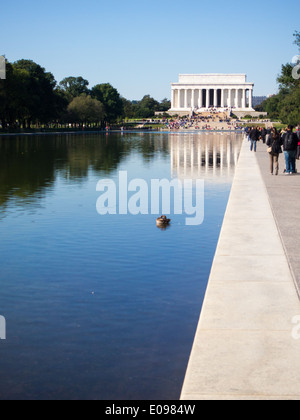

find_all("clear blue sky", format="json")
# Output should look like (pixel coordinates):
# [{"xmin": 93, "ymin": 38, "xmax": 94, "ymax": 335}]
[{"xmin": 1, "ymin": 0, "xmax": 300, "ymax": 100}]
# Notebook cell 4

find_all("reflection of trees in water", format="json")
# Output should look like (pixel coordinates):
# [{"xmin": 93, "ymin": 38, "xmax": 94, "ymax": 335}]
[
  {"xmin": 130, "ymin": 133, "xmax": 170, "ymax": 162},
  {"xmin": 0, "ymin": 137, "xmax": 57, "ymax": 208},
  {"xmin": 0, "ymin": 133, "xmax": 171, "ymax": 211}
]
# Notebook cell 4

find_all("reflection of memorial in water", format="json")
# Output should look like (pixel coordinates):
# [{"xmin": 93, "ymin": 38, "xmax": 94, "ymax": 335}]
[{"xmin": 170, "ymin": 133, "xmax": 243, "ymax": 182}]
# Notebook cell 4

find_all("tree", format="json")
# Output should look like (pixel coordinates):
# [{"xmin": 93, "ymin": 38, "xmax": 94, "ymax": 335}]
[
  {"xmin": 135, "ymin": 95, "xmax": 160, "ymax": 118},
  {"xmin": 294, "ymin": 31, "xmax": 300, "ymax": 49},
  {"xmin": 276, "ymin": 31, "xmax": 300, "ymax": 93},
  {"xmin": 0, "ymin": 61, "xmax": 30, "ymax": 127},
  {"xmin": 67, "ymin": 94, "xmax": 105, "ymax": 126},
  {"xmin": 157, "ymin": 98, "xmax": 171, "ymax": 112},
  {"xmin": 121, "ymin": 97, "xmax": 137, "ymax": 119},
  {"xmin": 59, "ymin": 76, "xmax": 90, "ymax": 100},
  {"xmin": 260, "ymin": 30, "xmax": 300, "ymax": 125},
  {"xmin": 91, "ymin": 83, "xmax": 123, "ymax": 122},
  {"xmin": 0, "ymin": 59, "xmax": 58, "ymax": 128},
  {"xmin": 13, "ymin": 59, "xmax": 58, "ymax": 126},
  {"xmin": 52, "ymin": 88, "xmax": 70, "ymax": 125},
  {"xmin": 279, "ymin": 86, "xmax": 300, "ymax": 126},
  {"xmin": 277, "ymin": 63, "xmax": 299, "ymax": 92}
]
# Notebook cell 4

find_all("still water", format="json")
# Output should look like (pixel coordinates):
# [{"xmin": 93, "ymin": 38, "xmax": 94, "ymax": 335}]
[{"xmin": 0, "ymin": 132, "xmax": 242, "ymax": 400}]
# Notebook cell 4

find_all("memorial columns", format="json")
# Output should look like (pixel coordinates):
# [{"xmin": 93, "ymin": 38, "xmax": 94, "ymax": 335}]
[
  {"xmin": 214, "ymin": 89, "xmax": 218, "ymax": 107},
  {"xmin": 207, "ymin": 89, "xmax": 210, "ymax": 108},
  {"xmin": 228, "ymin": 89, "xmax": 232, "ymax": 108},
  {"xmin": 249, "ymin": 88, "xmax": 253, "ymax": 109},
  {"xmin": 184, "ymin": 90, "xmax": 188, "ymax": 109},
  {"xmin": 171, "ymin": 84, "xmax": 253, "ymax": 111},
  {"xmin": 221, "ymin": 89, "xmax": 225, "ymax": 108},
  {"xmin": 242, "ymin": 89, "xmax": 246, "ymax": 109},
  {"xmin": 235, "ymin": 89, "xmax": 239, "ymax": 108},
  {"xmin": 199, "ymin": 89, "xmax": 203, "ymax": 108},
  {"xmin": 171, "ymin": 89, "xmax": 175, "ymax": 110},
  {"xmin": 178, "ymin": 89, "xmax": 181, "ymax": 108}
]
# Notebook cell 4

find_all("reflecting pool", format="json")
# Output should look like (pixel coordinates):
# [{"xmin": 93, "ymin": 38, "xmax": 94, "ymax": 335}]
[{"xmin": 0, "ymin": 132, "xmax": 243, "ymax": 400}]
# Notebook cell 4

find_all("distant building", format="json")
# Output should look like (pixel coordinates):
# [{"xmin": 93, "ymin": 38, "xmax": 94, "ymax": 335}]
[{"xmin": 253, "ymin": 96, "xmax": 267, "ymax": 107}]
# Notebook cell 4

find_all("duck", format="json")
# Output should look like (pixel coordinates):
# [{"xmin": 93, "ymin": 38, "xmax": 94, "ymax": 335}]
[{"xmin": 156, "ymin": 215, "xmax": 171, "ymax": 227}]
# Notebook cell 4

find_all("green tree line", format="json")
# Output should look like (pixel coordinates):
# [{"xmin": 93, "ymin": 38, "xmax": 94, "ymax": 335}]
[
  {"xmin": 0, "ymin": 59, "xmax": 171, "ymax": 130},
  {"xmin": 258, "ymin": 31, "xmax": 300, "ymax": 126}
]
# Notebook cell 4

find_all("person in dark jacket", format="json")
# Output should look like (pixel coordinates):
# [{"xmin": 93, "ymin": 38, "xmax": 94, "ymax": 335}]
[
  {"xmin": 296, "ymin": 125, "xmax": 300, "ymax": 160},
  {"xmin": 282, "ymin": 125, "xmax": 298, "ymax": 174},
  {"xmin": 249, "ymin": 127, "xmax": 260, "ymax": 152},
  {"xmin": 267, "ymin": 128, "xmax": 282, "ymax": 175},
  {"xmin": 261, "ymin": 127, "xmax": 267, "ymax": 144}
]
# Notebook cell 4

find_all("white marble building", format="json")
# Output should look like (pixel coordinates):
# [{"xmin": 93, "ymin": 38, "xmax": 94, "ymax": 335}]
[{"xmin": 169, "ymin": 74, "xmax": 255, "ymax": 113}]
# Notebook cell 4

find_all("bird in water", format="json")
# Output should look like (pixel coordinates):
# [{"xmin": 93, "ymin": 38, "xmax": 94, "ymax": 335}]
[{"xmin": 156, "ymin": 215, "xmax": 171, "ymax": 228}]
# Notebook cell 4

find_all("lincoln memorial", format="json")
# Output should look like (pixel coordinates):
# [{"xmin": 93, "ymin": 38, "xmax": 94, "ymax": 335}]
[{"xmin": 169, "ymin": 74, "xmax": 255, "ymax": 114}]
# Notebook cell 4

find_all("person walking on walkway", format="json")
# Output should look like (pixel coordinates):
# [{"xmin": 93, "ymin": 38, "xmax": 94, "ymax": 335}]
[
  {"xmin": 261, "ymin": 127, "xmax": 267, "ymax": 144},
  {"xmin": 249, "ymin": 126, "xmax": 260, "ymax": 152},
  {"xmin": 267, "ymin": 128, "xmax": 282, "ymax": 175},
  {"xmin": 282, "ymin": 125, "xmax": 298, "ymax": 174},
  {"xmin": 296, "ymin": 125, "xmax": 300, "ymax": 160}
]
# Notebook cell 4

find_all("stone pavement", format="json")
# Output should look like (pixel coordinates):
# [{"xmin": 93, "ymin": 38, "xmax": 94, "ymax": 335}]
[
  {"xmin": 255, "ymin": 141, "xmax": 300, "ymax": 297},
  {"xmin": 180, "ymin": 137, "xmax": 300, "ymax": 400}
]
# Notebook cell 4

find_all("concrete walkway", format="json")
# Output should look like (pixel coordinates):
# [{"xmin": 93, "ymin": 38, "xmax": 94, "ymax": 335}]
[
  {"xmin": 256, "ymin": 142, "xmax": 300, "ymax": 297},
  {"xmin": 181, "ymin": 138, "xmax": 300, "ymax": 400}
]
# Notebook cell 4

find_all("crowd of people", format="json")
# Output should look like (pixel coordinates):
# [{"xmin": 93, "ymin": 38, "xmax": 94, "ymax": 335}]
[
  {"xmin": 164, "ymin": 111, "xmax": 243, "ymax": 131},
  {"xmin": 246, "ymin": 125, "xmax": 300, "ymax": 175}
]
